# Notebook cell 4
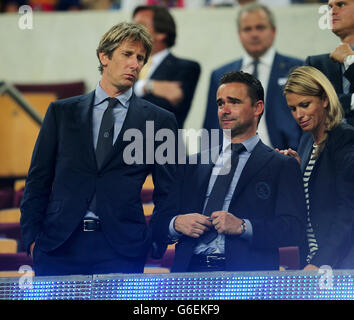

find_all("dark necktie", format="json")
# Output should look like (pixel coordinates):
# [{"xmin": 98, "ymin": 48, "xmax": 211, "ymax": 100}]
[
  {"xmin": 88, "ymin": 97, "xmax": 118, "ymax": 214},
  {"xmin": 345, "ymin": 45, "xmax": 354, "ymax": 93},
  {"xmin": 199, "ymin": 143, "xmax": 245, "ymax": 244},
  {"xmin": 96, "ymin": 97, "xmax": 118, "ymax": 169},
  {"xmin": 252, "ymin": 59, "xmax": 259, "ymax": 80}
]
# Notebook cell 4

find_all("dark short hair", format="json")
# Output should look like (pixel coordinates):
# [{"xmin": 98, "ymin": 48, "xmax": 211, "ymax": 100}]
[
  {"xmin": 219, "ymin": 70, "xmax": 264, "ymax": 104},
  {"xmin": 133, "ymin": 5, "xmax": 176, "ymax": 48}
]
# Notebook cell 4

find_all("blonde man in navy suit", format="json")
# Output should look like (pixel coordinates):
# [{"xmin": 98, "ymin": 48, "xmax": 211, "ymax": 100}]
[{"xmin": 20, "ymin": 22, "xmax": 178, "ymax": 276}]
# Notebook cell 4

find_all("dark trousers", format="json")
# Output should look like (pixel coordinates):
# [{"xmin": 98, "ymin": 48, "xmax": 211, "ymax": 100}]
[{"xmin": 33, "ymin": 225, "xmax": 146, "ymax": 276}]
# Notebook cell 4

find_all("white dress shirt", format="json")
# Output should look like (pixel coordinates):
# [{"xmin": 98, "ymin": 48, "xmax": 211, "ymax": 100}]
[{"xmin": 241, "ymin": 47, "xmax": 276, "ymax": 147}]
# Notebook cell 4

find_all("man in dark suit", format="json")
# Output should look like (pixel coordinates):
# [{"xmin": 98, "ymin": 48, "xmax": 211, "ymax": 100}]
[
  {"xmin": 306, "ymin": 0, "xmax": 354, "ymax": 126},
  {"xmin": 132, "ymin": 5, "xmax": 201, "ymax": 129},
  {"xmin": 203, "ymin": 3, "xmax": 303, "ymax": 151},
  {"xmin": 20, "ymin": 22, "xmax": 178, "ymax": 276},
  {"xmin": 151, "ymin": 71, "xmax": 306, "ymax": 272}
]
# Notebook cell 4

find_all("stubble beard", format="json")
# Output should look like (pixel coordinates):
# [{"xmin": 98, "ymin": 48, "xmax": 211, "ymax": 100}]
[{"xmin": 220, "ymin": 118, "xmax": 253, "ymax": 140}]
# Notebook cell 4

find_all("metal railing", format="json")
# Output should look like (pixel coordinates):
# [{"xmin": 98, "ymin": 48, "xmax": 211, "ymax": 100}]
[{"xmin": 0, "ymin": 81, "xmax": 43, "ymax": 126}]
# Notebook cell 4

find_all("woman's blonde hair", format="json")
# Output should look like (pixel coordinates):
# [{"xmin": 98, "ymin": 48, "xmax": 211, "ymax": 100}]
[{"xmin": 284, "ymin": 66, "xmax": 344, "ymax": 156}]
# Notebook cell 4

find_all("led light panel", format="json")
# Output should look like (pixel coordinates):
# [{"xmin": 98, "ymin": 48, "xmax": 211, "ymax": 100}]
[{"xmin": 0, "ymin": 270, "xmax": 353, "ymax": 300}]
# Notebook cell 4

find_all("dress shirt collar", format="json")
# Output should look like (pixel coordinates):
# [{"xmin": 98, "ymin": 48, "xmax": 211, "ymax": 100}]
[
  {"xmin": 242, "ymin": 46, "xmax": 276, "ymax": 68},
  {"xmin": 94, "ymin": 83, "xmax": 132, "ymax": 109},
  {"xmin": 222, "ymin": 134, "xmax": 260, "ymax": 154}
]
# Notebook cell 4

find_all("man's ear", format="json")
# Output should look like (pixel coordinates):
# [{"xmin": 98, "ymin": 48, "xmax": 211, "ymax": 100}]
[
  {"xmin": 254, "ymin": 100, "xmax": 264, "ymax": 118},
  {"xmin": 98, "ymin": 51, "xmax": 109, "ymax": 68},
  {"xmin": 155, "ymin": 32, "xmax": 166, "ymax": 43}
]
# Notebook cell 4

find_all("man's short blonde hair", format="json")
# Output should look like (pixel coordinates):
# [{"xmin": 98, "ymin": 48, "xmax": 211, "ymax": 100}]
[{"xmin": 96, "ymin": 22, "xmax": 152, "ymax": 74}]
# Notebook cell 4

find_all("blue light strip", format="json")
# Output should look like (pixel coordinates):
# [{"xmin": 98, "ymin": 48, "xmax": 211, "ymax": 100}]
[{"xmin": 0, "ymin": 270, "xmax": 353, "ymax": 300}]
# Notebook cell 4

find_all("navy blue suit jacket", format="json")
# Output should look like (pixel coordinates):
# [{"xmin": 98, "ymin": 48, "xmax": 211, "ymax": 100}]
[
  {"xmin": 203, "ymin": 53, "xmax": 303, "ymax": 150},
  {"xmin": 20, "ymin": 91, "xmax": 178, "ymax": 259},
  {"xmin": 297, "ymin": 124, "xmax": 354, "ymax": 268},
  {"xmin": 306, "ymin": 54, "xmax": 354, "ymax": 126},
  {"xmin": 141, "ymin": 53, "xmax": 200, "ymax": 129},
  {"xmin": 151, "ymin": 140, "xmax": 306, "ymax": 272}
]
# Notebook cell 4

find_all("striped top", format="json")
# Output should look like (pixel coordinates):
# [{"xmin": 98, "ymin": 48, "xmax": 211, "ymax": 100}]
[{"xmin": 303, "ymin": 144, "xmax": 319, "ymax": 264}]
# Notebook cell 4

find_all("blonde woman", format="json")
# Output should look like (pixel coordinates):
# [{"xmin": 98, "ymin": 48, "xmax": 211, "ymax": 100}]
[{"xmin": 279, "ymin": 66, "xmax": 354, "ymax": 270}]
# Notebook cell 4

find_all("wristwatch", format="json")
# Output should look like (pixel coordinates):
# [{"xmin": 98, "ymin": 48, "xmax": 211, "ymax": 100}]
[{"xmin": 240, "ymin": 219, "xmax": 246, "ymax": 235}]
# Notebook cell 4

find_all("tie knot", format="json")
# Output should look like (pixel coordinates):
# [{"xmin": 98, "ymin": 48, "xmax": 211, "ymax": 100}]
[
  {"xmin": 107, "ymin": 97, "xmax": 119, "ymax": 109},
  {"xmin": 253, "ymin": 59, "xmax": 259, "ymax": 66},
  {"xmin": 231, "ymin": 143, "xmax": 245, "ymax": 154}
]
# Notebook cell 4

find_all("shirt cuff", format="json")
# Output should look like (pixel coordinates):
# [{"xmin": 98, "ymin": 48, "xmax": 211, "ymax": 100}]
[
  {"xmin": 351, "ymin": 94, "xmax": 354, "ymax": 111},
  {"xmin": 168, "ymin": 216, "xmax": 183, "ymax": 241},
  {"xmin": 344, "ymin": 54, "xmax": 354, "ymax": 70},
  {"xmin": 240, "ymin": 219, "xmax": 253, "ymax": 241}
]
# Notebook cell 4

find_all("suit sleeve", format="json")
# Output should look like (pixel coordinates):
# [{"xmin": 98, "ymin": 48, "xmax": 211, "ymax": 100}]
[
  {"xmin": 148, "ymin": 109, "xmax": 180, "ymax": 239},
  {"xmin": 20, "ymin": 103, "xmax": 58, "ymax": 253},
  {"xmin": 150, "ymin": 161, "xmax": 186, "ymax": 246},
  {"xmin": 250, "ymin": 156, "xmax": 307, "ymax": 249}
]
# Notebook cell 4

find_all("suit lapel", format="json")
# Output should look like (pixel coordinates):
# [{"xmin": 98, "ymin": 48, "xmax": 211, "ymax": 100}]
[
  {"xmin": 150, "ymin": 53, "xmax": 175, "ymax": 79},
  {"xmin": 300, "ymin": 137, "xmax": 314, "ymax": 173},
  {"xmin": 73, "ymin": 91, "xmax": 97, "ymax": 168},
  {"xmin": 188, "ymin": 147, "xmax": 220, "ymax": 211},
  {"xmin": 230, "ymin": 141, "xmax": 274, "ymax": 205},
  {"xmin": 235, "ymin": 59, "xmax": 243, "ymax": 71},
  {"xmin": 195, "ymin": 162, "xmax": 214, "ymax": 210},
  {"xmin": 266, "ymin": 53, "xmax": 283, "ymax": 107}
]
